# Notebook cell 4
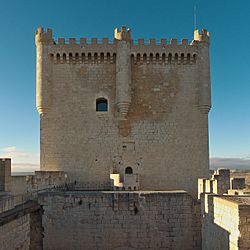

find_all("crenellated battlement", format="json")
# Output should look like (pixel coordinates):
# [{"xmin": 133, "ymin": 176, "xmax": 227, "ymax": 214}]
[
  {"xmin": 50, "ymin": 36, "xmax": 196, "ymax": 46},
  {"xmin": 0, "ymin": 158, "xmax": 11, "ymax": 192},
  {"xmin": 193, "ymin": 29, "xmax": 210, "ymax": 43},
  {"xmin": 114, "ymin": 26, "xmax": 132, "ymax": 41},
  {"xmin": 56, "ymin": 37, "xmax": 114, "ymax": 45},
  {"xmin": 36, "ymin": 26, "xmax": 209, "ymax": 49},
  {"xmin": 39, "ymin": 26, "xmax": 209, "ymax": 67},
  {"xmin": 35, "ymin": 27, "xmax": 54, "ymax": 45},
  {"xmin": 0, "ymin": 158, "xmax": 11, "ymax": 162}
]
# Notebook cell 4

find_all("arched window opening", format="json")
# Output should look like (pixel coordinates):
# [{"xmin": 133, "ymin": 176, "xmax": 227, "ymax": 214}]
[
  {"xmin": 50, "ymin": 54, "xmax": 54, "ymax": 60},
  {"xmin": 81, "ymin": 53, "xmax": 85, "ymax": 63},
  {"xmin": 62, "ymin": 53, "xmax": 66, "ymax": 63},
  {"xmin": 143, "ymin": 53, "xmax": 147, "ymax": 63},
  {"xmin": 181, "ymin": 53, "xmax": 184, "ymax": 63},
  {"xmin": 96, "ymin": 98, "xmax": 108, "ymax": 112},
  {"xmin": 149, "ymin": 53, "xmax": 153, "ymax": 63},
  {"xmin": 168, "ymin": 53, "xmax": 172, "ymax": 63},
  {"xmin": 100, "ymin": 53, "xmax": 104, "ymax": 62},
  {"xmin": 56, "ymin": 53, "xmax": 60, "ymax": 63},
  {"xmin": 187, "ymin": 53, "xmax": 191, "ymax": 63},
  {"xmin": 107, "ymin": 53, "xmax": 110, "ymax": 62},
  {"xmin": 162, "ymin": 53, "xmax": 166, "ymax": 63},
  {"xmin": 174, "ymin": 53, "xmax": 178, "ymax": 62},
  {"xmin": 156, "ymin": 53, "xmax": 160, "ymax": 62},
  {"xmin": 94, "ymin": 53, "xmax": 98, "ymax": 62},
  {"xmin": 69, "ymin": 53, "xmax": 73, "ymax": 62},
  {"xmin": 125, "ymin": 167, "xmax": 133, "ymax": 174},
  {"xmin": 75, "ymin": 53, "xmax": 79, "ymax": 62},
  {"xmin": 88, "ymin": 53, "xmax": 92, "ymax": 61},
  {"xmin": 136, "ymin": 53, "xmax": 140, "ymax": 63}
]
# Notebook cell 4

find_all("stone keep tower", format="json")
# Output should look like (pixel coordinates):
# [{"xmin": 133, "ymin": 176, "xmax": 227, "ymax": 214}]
[{"xmin": 36, "ymin": 27, "xmax": 211, "ymax": 196}]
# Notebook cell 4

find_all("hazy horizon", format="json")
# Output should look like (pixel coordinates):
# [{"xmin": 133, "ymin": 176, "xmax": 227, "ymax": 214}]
[{"xmin": 8, "ymin": 157, "xmax": 250, "ymax": 173}]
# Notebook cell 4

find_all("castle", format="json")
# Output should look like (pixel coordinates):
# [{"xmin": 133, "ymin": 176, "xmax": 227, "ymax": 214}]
[
  {"xmin": 36, "ymin": 26, "xmax": 211, "ymax": 196},
  {"xmin": 1, "ymin": 26, "xmax": 249, "ymax": 250}
]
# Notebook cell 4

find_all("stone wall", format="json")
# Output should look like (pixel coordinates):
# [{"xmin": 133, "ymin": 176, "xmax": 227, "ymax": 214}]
[
  {"xmin": 0, "ymin": 195, "xmax": 15, "ymax": 213},
  {"xmin": 231, "ymin": 177, "xmax": 246, "ymax": 190},
  {"xmin": 10, "ymin": 171, "xmax": 67, "ymax": 196},
  {"xmin": 11, "ymin": 176, "xmax": 28, "ymax": 195},
  {"xmin": 198, "ymin": 169, "xmax": 230, "ymax": 199},
  {"xmin": 202, "ymin": 195, "xmax": 238, "ymax": 250},
  {"xmin": 36, "ymin": 28, "xmax": 211, "ymax": 197},
  {"xmin": 40, "ymin": 190, "xmax": 201, "ymax": 250},
  {"xmin": 238, "ymin": 202, "xmax": 250, "ymax": 249},
  {"xmin": 0, "ymin": 214, "xmax": 31, "ymax": 250},
  {"xmin": 0, "ymin": 158, "xmax": 11, "ymax": 192},
  {"xmin": 0, "ymin": 200, "xmax": 43, "ymax": 250},
  {"xmin": 201, "ymin": 194, "xmax": 250, "ymax": 250},
  {"xmin": 231, "ymin": 170, "xmax": 250, "ymax": 187}
]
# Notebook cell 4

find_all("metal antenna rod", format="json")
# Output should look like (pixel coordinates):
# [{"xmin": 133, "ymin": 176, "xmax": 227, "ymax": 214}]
[{"xmin": 194, "ymin": 5, "xmax": 197, "ymax": 30}]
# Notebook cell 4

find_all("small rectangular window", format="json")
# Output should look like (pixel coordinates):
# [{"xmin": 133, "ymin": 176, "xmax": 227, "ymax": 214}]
[{"xmin": 96, "ymin": 98, "xmax": 108, "ymax": 112}]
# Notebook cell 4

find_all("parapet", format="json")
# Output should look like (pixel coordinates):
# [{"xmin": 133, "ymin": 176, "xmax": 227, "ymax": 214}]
[
  {"xmin": 36, "ymin": 27, "xmax": 210, "ymax": 67},
  {"xmin": 35, "ymin": 27, "xmax": 54, "ymax": 45},
  {"xmin": 198, "ymin": 169, "xmax": 230, "ymax": 199},
  {"xmin": 230, "ymin": 177, "xmax": 246, "ymax": 190},
  {"xmin": 25, "ymin": 171, "xmax": 67, "ymax": 192},
  {"xmin": 214, "ymin": 168, "xmax": 230, "ymax": 177},
  {"xmin": 193, "ymin": 29, "xmax": 210, "ymax": 43},
  {"xmin": 114, "ymin": 26, "xmax": 132, "ymax": 41},
  {"xmin": 38, "ymin": 26, "xmax": 204, "ymax": 48},
  {"xmin": 0, "ymin": 158, "xmax": 11, "ymax": 163},
  {"xmin": 48, "ymin": 37, "xmax": 196, "ymax": 46},
  {"xmin": 0, "ymin": 158, "xmax": 11, "ymax": 192}
]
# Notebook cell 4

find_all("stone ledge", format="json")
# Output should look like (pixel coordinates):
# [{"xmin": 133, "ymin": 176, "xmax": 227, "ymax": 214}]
[{"xmin": 0, "ymin": 200, "xmax": 41, "ymax": 226}]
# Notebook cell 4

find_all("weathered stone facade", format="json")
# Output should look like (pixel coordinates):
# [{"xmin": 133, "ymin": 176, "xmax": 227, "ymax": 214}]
[
  {"xmin": 198, "ymin": 169, "xmax": 231, "ymax": 198},
  {"xmin": 36, "ymin": 27, "xmax": 211, "ymax": 196},
  {"xmin": 0, "ymin": 159, "xmax": 11, "ymax": 192},
  {"xmin": 40, "ymin": 191, "xmax": 201, "ymax": 250},
  {"xmin": 0, "ymin": 200, "xmax": 43, "ymax": 250},
  {"xmin": 0, "ymin": 214, "xmax": 31, "ymax": 250},
  {"xmin": 201, "ymin": 194, "xmax": 250, "ymax": 250}
]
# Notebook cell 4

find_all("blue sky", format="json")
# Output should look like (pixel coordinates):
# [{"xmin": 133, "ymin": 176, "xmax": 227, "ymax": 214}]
[{"xmin": 0, "ymin": 0, "xmax": 249, "ymax": 171}]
